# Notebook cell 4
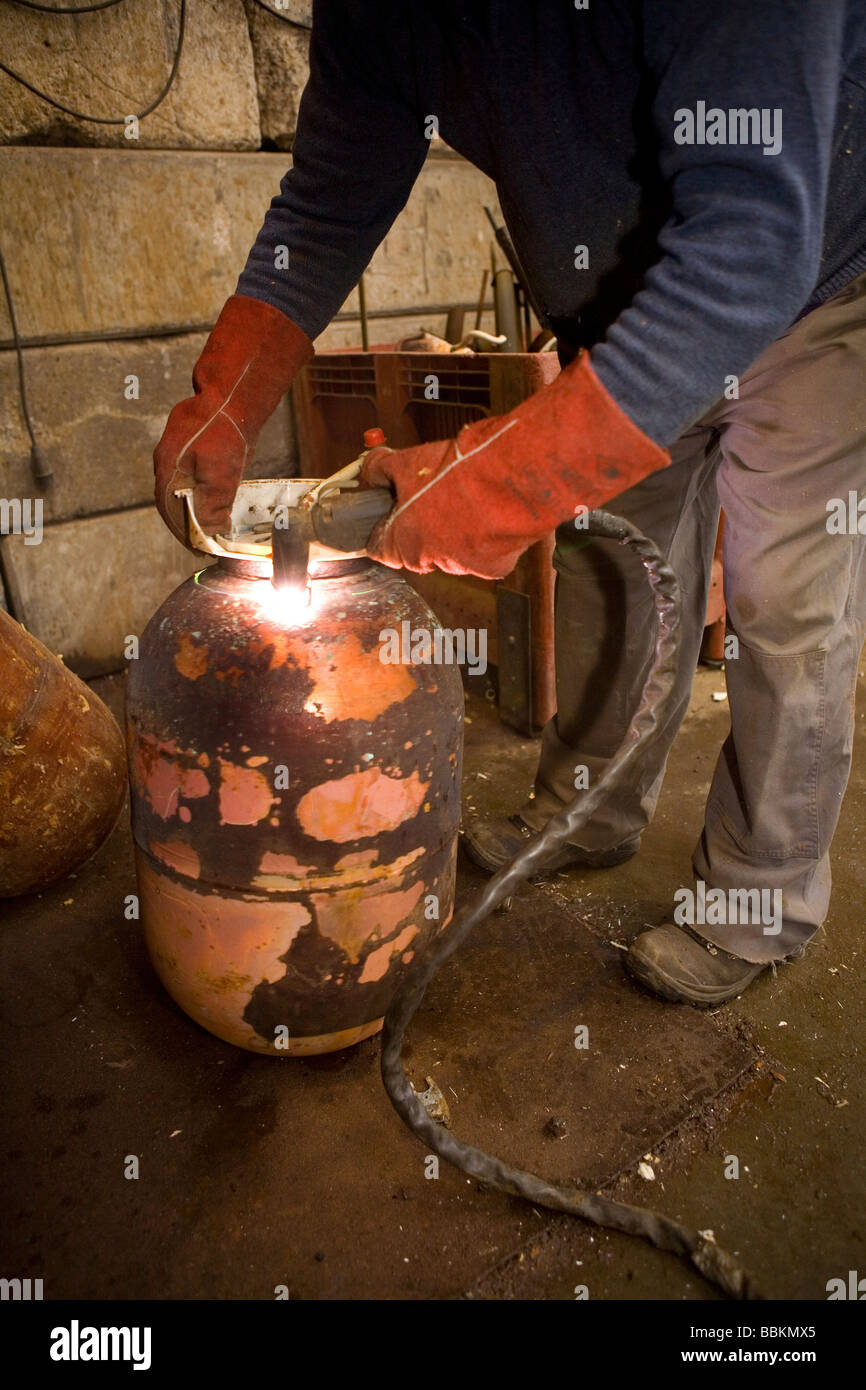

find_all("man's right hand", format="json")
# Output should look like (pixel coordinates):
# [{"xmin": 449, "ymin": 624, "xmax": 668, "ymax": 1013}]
[{"xmin": 153, "ymin": 294, "xmax": 313, "ymax": 544}]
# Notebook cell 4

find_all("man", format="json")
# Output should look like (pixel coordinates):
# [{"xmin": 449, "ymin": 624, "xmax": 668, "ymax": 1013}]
[{"xmin": 154, "ymin": 1, "xmax": 866, "ymax": 1006}]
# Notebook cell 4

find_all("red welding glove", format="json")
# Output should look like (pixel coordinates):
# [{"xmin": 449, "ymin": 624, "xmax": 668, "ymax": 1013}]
[
  {"xmin": 360, "ymin": 351, "xmax": 670, "ymax": 579},
  {"xmin": 154, "ymin": 294, "xmax": 314, "ymax": 542}
]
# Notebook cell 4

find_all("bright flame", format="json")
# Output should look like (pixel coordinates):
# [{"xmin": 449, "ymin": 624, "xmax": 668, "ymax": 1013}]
[{"xmin": 256, "ymin": 581, "xmax": 314, "ymax": 626}]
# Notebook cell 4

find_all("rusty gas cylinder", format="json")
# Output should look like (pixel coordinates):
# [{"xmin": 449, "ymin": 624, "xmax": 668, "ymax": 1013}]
[
  {"xmin": 0, "ymin": 607, "xmax": 126, "ymax": 896},
  {"xmin": 125, "ymin": 481, "xmax": 464, "ymax": 1055}
]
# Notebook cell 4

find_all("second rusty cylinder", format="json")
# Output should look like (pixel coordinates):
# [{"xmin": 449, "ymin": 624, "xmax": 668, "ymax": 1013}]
[
  {"xmin": 125, "ymin": 481, "xmax": 464, "ymax": 1055},
  {"xmin": 0, "ymin": 608, "xmax": 126, "ymax": 897}
]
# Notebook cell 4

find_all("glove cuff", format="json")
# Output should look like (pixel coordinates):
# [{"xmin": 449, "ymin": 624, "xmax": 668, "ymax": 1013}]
[{"xmin": 192, "ymin": 294, "xmax": 314, "ymax": 429}]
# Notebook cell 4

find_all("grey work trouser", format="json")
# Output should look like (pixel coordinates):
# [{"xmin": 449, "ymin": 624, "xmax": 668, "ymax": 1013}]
[{"xmin": 520, "ymin": 270, "xmax": 866, "ymax": 963}]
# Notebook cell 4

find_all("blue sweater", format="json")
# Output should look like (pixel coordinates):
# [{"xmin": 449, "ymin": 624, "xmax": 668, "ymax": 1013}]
[{"xmin": 237, "ymin": 0, "xmax": 866, "ymax": 447}]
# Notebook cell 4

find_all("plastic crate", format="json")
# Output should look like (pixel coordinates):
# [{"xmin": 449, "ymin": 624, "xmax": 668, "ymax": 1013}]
[{"xmin": 292, "ymin": 351, "xmax": 561, "ymax": 733}]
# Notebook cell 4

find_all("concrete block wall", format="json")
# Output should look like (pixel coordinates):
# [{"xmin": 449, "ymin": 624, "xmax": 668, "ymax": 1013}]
[{"xmin": 0, "ymin": 2, "xmax": 501, "ymax": 674}]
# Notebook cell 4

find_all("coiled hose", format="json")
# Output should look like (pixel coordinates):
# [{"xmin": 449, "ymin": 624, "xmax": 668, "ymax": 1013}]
[{"xmin": 381, "ymin": 509, "xmax": 760, "ymax": 1300}]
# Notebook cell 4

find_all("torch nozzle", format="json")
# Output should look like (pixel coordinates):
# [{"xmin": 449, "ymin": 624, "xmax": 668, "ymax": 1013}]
[
  {"xmin": 269, "ymin": 480, "xmax": 395, "ymax": 594},
  {"xmin": 270, "ymin": 506, "xmax": 313, "ymax": 595}
]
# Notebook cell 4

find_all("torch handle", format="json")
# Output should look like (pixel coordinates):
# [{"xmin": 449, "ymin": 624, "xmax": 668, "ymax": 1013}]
[{"xmin": 311, "ymin": 485, "xmax": 395, "ymax": 554}]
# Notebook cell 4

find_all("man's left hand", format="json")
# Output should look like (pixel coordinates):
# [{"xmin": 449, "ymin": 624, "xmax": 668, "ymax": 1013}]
[{"xmin": 360, "ymin": 352, "xmax": 671, "ymax": 579}]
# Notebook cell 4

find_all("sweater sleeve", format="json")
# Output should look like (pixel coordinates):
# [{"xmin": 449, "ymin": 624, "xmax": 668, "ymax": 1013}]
[
  {"xmin": 590, "ymin": 0, "xmax": 848, "ymax": 447},
  {"xmin": 235, "ymin": 0, "xmax": 427, "ymax": 341}
]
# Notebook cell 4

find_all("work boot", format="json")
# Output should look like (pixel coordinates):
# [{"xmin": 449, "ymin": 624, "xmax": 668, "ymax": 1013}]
[
  {"xmin": 625, "ymin": 922, "xmax": 767, "ymax": 1006},
  {"xmin": 461, "ymin": 814, "xmax": 639, "ymax": 876}
]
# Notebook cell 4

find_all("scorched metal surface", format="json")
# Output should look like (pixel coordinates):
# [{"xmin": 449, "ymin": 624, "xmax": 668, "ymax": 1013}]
[{"xmin": 126, "ymin": 556, "xmax": 464, "ymax": 1055}]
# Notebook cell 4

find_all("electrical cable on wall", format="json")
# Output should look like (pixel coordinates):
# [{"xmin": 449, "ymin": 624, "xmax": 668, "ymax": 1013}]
[
  {"xmin": 7, "ymin": 1, "xmax": 127, "ymax": 14},
  {"xmin": 0, "ymin": 0, "xmax": 186, "ymax": 483},
  {"xmin": 0, "ymin": 0, "xmax": 185, "ymax": 123},
  {"xmin": 0, "ymin": 244, "xmax": 51, "ymax": 485}
]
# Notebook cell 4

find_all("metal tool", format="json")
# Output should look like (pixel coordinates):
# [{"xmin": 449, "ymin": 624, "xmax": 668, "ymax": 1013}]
[
  {"xmin": 269, "ymin": 441, "xmax": 395, "ymax": 600},
  {"xmin": 175, "ymin": 435, "xmax": 395, "ymax": 602},
  {"xmin": 484, "ymin": 205, "xmax": 546, "ymax": 327},
  {"xmin": 270, "ymin": 482, "xmax": 394, "ymax": 597}
]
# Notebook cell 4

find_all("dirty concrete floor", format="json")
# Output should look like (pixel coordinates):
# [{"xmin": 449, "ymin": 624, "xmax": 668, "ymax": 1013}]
[
  {"xmin": 462, "ymin": 665, "xmax": 866, "ymax": 1301},
  {"xmin": 1, "ymin": 665, "xmax": 863, "ymax": 1300}
]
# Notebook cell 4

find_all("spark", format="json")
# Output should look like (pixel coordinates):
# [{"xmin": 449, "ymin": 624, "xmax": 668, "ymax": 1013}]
[{"xmin": 256, "ymin": 582, "xmax": 315, "ymax": 626}]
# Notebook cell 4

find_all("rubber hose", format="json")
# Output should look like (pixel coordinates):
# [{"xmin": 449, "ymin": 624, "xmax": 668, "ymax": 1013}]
[{"xmin": 380, "ymin": 508, "xmax": 761, "ymax": 1301}]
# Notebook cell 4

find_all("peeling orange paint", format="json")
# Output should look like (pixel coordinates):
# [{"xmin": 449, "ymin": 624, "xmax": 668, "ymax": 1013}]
[
  {"xmin": 150, "ymin": 839, "xmax": 201, "ymax": 879},
  {"xmin": 218, "ymin": 760, "xmax": 275, "ymax": 826},
  {"xmin": 258, "ymin": 851, "xmax": 317, "ymax": 877},
  {"xmin": 215, "ymin": 666, "xmax": 245, "ymax": 686},
  {"xmin": 358, "ymin": 923, "xmax": 419, "ymax": 984},
  {"xmin": 132, "ymin": 736, "xmax": 210, "ymax": 820},
  {"xmin": 174, "ymin": 634, "xmax": 208, "ymax": 681},
  {"xmin": 142, "ymin": 761, "xmax": 182, "ymax": 818},
  {"xmin": 253, "ymin": 844, "xmax": 424, "ymax": 893},
  {"xmin": 335, "ymin": 849, "xmax": 379, "ymax": 870},
  {"xmin": 247, "ymin": 626, "xmax": 294, "ymax": 672},
  {"xmin": 301, "ymin": 634, "xmax": 415, "ymax": 723},
  {"xmin": 138, "ymin": 855, "xmax": 310, "ymax": 1051},
  {"xmin": 297, "ymin": 767, "xmax": 429, "ymax": 843},
  {"xmin": 311, "ymin": 878, "xmax": 424, "ymax": 964}
]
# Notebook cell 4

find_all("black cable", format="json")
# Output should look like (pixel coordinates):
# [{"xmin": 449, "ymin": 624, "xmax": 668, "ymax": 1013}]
[
  {"xmin": 381, "ymin": 510, "xmax": 761, "ymax": 1301},
  {"xmin": 0, "ymin": 0, "xmax": 185, "ymax": 124},
  {"xmin": 5, "ymin": 1, "xmax": 127, "ymax": 13},
  {"xmin": 0, "ymin": 243, "xmax": 51, "ymax": 485},
  {"xmin": 249, "ymin": 0, "xmax": 311, "ymax": 31}
]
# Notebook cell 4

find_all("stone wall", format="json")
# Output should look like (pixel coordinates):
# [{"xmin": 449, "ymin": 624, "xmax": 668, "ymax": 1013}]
[
  {"xmin": 0, "ymin": 2, "xmax": 500, "ymax": 671},
  {"xmin": 242, "ymin": 0, "xmax": 312, "ymax": 150},
  {"xmin": 0, "ymin": 0, "xmax": 260, "ymax": 149}
]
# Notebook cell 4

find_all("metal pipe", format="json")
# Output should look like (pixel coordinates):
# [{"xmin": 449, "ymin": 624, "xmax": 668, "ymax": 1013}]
[
  {"xmin": 493, "ymin": 268, "xmax": 521, "ymax": 351},
  {"xmin": 484, "ymin": 205, "xmax": 546, "ymax": 326},
  {"xmin": 358, "ymin": 272, "xmax": 369, "ymax": 350},
  {"xmin": 474, "ymin": 268, "xmax": 489, "ymax": 330}
]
